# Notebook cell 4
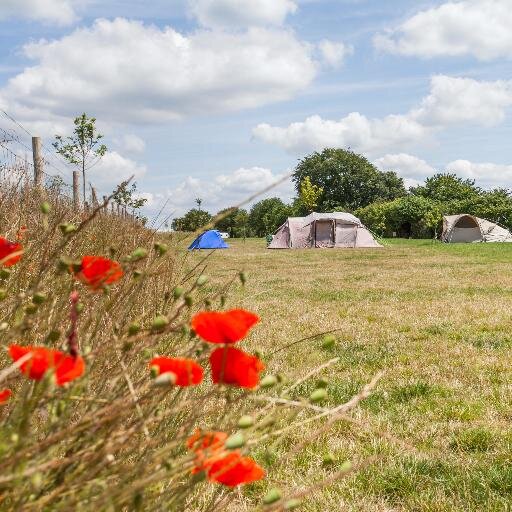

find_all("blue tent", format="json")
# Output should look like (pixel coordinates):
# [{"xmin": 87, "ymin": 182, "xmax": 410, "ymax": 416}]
[{"xmin": 188, "ymin": 230, "xmax": 229, "ymax": 250}]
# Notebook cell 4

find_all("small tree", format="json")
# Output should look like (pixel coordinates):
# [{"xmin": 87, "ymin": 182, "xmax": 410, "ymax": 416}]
[
  {"xmin": 299, "ymin": 176, "xmax": 323, "ymax": 213},
  {"xmin": 172, "ymin": 208, "xmax": 212, "ymax": 232},
  {"xmin": 53, "ymin": 113, "xmax": 107, "ymax": 203},
  {"xmin": 112, "ymin": 182, "xmax": 148, "ymax": 221}
]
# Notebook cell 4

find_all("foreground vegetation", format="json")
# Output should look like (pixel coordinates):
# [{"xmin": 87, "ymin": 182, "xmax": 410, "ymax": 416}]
[{"xmin": 202, "ymin": 238, "xmax": 512, "ymax": 511}]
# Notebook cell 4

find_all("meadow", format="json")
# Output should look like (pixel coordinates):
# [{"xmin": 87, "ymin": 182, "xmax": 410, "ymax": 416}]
[{"xmin": 201, "ymin": 238, "xmax": 512, "ymax": 511}]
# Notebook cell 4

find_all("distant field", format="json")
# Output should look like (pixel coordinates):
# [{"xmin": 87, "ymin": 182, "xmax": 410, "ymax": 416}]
[{"xmin": 193, "ymin": 238, "xmax": 512, "ymax": 511}]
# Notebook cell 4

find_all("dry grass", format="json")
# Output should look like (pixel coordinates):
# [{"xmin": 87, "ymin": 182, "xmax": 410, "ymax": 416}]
[{"xmin": 199, "ymin": 238, "xmax": 512, "ymax": 511}]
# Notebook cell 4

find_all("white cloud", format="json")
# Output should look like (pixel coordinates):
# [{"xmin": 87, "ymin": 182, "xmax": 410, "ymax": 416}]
[
  {"xmin": 189, "ymin": 0, "xmax": 297, "ymax": 28},
  {"xmin": 0, "ymin": 0, "xmax": 79, "ymax": 25},
  {"xmin": 374, "ymin": 0, "xmax": 512, "ymax": 61},
  {"xmin": 156, "ymin": 167, "xmax": 293, "ymax": 217},
  {"xmin": 318, "ymin": 40, "xmax": 353, "ymax": 68},
  {"xmin": 0, "ymin": 18, "xmax": 317, "ymax": 125},
  {"xmin": 114, "ymin": 134, "xmax": 146, "ymax": 154},
  {"xmin": 253, "ymin": 76, "xmax": 512, "ymax": 156},
  {"xmin": 445, "ymin": 159, "xmax": 512, "ymax": 186},
  {"xmin": 374, "ymin": 153, "xmax": 435, "ymax": 188}
]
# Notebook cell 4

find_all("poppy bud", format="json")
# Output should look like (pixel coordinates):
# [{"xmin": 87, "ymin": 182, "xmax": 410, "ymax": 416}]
[
  {"xmin": 153, "ymin": 372, "xmax": 177, "ymax": 386},
  {"xmin": 284, "ymin": 498, "xmax": 302, "ymax": 510},
  {"xmin": 237, "ymin": 415, "xmax": 254, "ymax": 429},
  {"xmin": 220, "ymin": 295, "xmax": 226, "ymax": 307},
  {"xmin": 184, "ymin": 295, "xmax": 193, "ymax": 307},
  {"xmin": 75, "ymin": 303, "xmax": 84, "ymax": 314},
  {"xmin": 196, "ymin": 275, "xmax": 208, "ymax": 287},
  {"xmin": 31, "ymin": 472, "xmax": 43, "ymax": 490},
  {"xmin": 59, "ymin": 223, "xmax": 77, "ymax": 235},
  {"xmin": 322, "ymin": 453, "xmax": 336, "ymax": 466},
  {"xmin": 151, "ymin": 315, "xmax": 169, "ymax": 332},
  {"xmin": 40, "ymin": 202, "xmax": 51, "ymax": 214},
  {"xmin": 0, "ymin": 268, "xmax": 11, "ymax": 280},
  {"xmin": 316, "ymin": 378, "xmax": 328, "ymax": 389},
  {"xmin": 263, "ymin": 488, "xmax": 282, "ymax": 505},
  {"xmin": 260, "ymin": 375, "xmax": 278, "ymax": 388},
  {"xmin": 46, "ymin": 330, "xmax": 60, "ymax": 343},
  {"xmin": 128, "ymin": 322, "xmax": 141, "ymax": 336},
  {"xmin": 32, "ymin": 292, "xmax": 47, "ymax": 305},
  {"xmin": 154, "ymin": 243, "xmax": 168, "ymax": 256},
  {"xmin": 204, "ymin": 298, "xmax": 211, "ymax": 308},
  {"xmin": 321, "ymin": 334, "xmax": 336, "ymax": 349},
  {"xmin": 25, "ymin": 304, "xmax": 37, "ymax": 315},
  {"xmin": 309, "ymin": 388, "xmax": 328, "ymax": 403},
  {"xmin": 239, "ymin": 271, "xmax": 247, "ymax": 285},
  {"xmin": 0, "ymin": 289, "xmax": 7, "ymax": 301},
  {"xmin": 173, "ymin": 286, "xmax": 184, "ymax": 300},
  {"xmin": 225, "ymin": 432, "xmax": 245, "ymax": 449},
  {"xmin": 129, "ymin": 248, "xmax": 148, "ymax": 261}
]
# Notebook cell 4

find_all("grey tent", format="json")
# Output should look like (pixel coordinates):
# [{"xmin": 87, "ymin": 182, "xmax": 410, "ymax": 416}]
[
  {"xmin": 441, "ymin": 214, "xmax": 512, "ymax": 243},
  {"xmin": 268, "ymin": 212, "xmax": 382, "ymax": 249}
]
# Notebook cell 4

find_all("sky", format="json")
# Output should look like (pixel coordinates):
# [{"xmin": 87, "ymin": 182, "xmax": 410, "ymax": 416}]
[{"xmin": 1, "ymin": 0, "xmax": 511, "ymax": 220}]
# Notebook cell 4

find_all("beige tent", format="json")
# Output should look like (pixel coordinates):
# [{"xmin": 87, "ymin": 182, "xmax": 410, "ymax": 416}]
[
  {"xmin": 268, "ymin": 212, "xmax": 382, "ymax": 249},
  {"xmin": 441, "ymin": 214, "xmax": 512, "ymax": 243}
]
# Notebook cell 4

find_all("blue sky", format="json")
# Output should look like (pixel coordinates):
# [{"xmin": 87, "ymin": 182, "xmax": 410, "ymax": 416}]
[{"xmin": 1, "ymin": 0, "xmax": 511, "ymax": 219}]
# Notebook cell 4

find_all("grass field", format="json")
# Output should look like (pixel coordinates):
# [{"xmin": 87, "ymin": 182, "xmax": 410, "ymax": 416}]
[{"xmin": 196, "ymin": 238, "xmax": 512, "ymax": 511}]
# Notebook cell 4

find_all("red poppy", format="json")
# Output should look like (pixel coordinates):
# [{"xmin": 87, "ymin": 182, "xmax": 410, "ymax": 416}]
[
  {"xmin": 206, "ymin": 452, "xmax": 265, "ymax": 487},
  {"xmin": 0, "ymin": 389, "xmax": 12, "ymax": 404},
  {"xmin": 150, "ymin": 357, "xmax": 204, "ymax": 386},
  {"xmin": 209, "ymin": 346, "xmax": 264, "ymax": 389},
  {"xmin": 191, "ymin": 309, "xmax": 259, "ymax": 344},
  {"xmin": 187, "ymin": 429, "xmax": 228, "ymax": 472},
  {"xmin": 9, "ymin": 345, "xmax": 85, "ymax": 386},
  {"xmin": 0, "ymin": 237, "xmax": 23, "ymax": 267},
  {"xmin": 73, "ymin": 256, "xmax": 123, "ymax": 290}
]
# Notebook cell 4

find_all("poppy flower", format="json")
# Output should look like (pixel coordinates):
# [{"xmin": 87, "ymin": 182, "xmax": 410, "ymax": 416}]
[
  {"xmin": 187, "ymin": 429, "xmax": 228, "ymax": 472},
  {"xmin": 0, "ymin": 237, "xmax": 23, "ymax": 267},
  {"xmin": 73, "ymin": 255, "xmax": 123, "ymax": 290},
  {"xmin": 150, "ymin": 357, "xmax": 204, "ymax": 386},
  {"xmin": 209, "ymin": 346, "xmax": 264, "ymax": 389},
  {"xmin": 0, "ymin": 389, "xmax": 12, "ymax": 404},
  {"xmin": 9, "ymin": 345, "xmax": 85, "ymax": 386},
  {"xmin": 191, "ymin": 309, "xmax": 259, "ymax": 344},
  {"xmin": 206, "ymin": 452, "xmax": 265, "ymax": 487}
]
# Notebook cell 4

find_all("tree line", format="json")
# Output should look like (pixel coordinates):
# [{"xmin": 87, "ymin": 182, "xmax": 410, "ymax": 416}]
[{"xmin": 172, "ymin": 148, "xmax": 512, "ymax": 238}]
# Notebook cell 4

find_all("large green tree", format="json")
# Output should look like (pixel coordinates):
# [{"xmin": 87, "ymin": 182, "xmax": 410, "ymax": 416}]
[
  {"xmin": 248, "ymin": 198, "xmax": 291, "ymax": 237},
  {"xmin": 213, "ymin": 207, "xmax": 249, "ymax": 237},
  {"xmin": 172, "ymin": 208, "xmax": 212, "ymax": 232},
  {"xmin": 53, "ymin": 113, "xmax": 107, "ymax": 203},
  {"xmin": 292, "ymin": 148, "xmax": 406, "ymax": 211},
  {"xmin": 410, "ymin": 173, "xmax": 481, "ymax": 202}
]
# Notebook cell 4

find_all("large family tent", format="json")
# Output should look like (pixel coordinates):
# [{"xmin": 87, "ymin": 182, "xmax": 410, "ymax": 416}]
[
  {"xmin": 188, "ymin": 230, "xmax": 229, "ymax": 250},
  {"xmin": 268, "ymin": 212, "xmax": 382, "ymax": 249},
  {"xmin": 441, "ymin": 214, "xmax": 512, "ymax": 243}
]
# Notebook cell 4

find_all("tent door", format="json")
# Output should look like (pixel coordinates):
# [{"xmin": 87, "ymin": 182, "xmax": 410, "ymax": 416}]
[
  {"xmin": 315, "ymin": 220, "xmax": 335, "ymax": 248},
  {"xmin": 335, "ymin": 222, "xmax": 357, "ymax": 247}
]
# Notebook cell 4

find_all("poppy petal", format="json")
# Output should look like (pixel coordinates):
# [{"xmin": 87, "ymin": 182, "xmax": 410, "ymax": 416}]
[
  {"xmin": 0, "ymin": 237, "xmax": 23, "ymax": 267},
  {"xmin": 209, "ymin": 347, "xmax": 264, "ymax": 389},
  {"xmin": 0, "ymin": 389, "xmax": 12, "ymax": 404},
  {"xmin": 150, "ymin": 357, "xmax": 203, "ymax": 386},
  {"xmin": 191, "ymin": 309, "xmax": 259, "ymax": 344},
  {"xmin": 74, "ymin": 256, "xmax": 123, "ymax": 290},
  {"xmin": 206, "ymin": 452, "xmax": 265, "ymax": 486}
]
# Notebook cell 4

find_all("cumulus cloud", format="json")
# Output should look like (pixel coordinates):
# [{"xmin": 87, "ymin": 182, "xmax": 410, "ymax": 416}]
[
  {"xmin": 445, "ymin": 159, "xmax": 512, "ymax": 186},
  {"xmin": 189, "ymin": 0, "xmax": 297, "ymax": 28},
  {"xmin": 0, "ymin": 0, "xmax": 79, "ymax": 25},
  {"xmin": 318, "ymin": 40, "xmax": 353, "ymax": 68},
  {"xmin": 87, "ymin": 151, "xmax": 147, "ymax": 191},
  {"xmin": 253, "ymin": 76, "xmax": 512, "ymax": 156},
  {"xmin": 374, "ymin": 153, "xmax": 435, "ymax": 187},
  {"xmin": 0, "ymin": 18, "xmax": 317, "ymax": 125},
  {"xmin": 374, "ymin": 0, "xmax": 512, "ymax": 61},
  {"xmin": 150, "ymin": 167, "xmax": 294, "ymax": 218},
  {"xmin": 114, "ymin": 134, "xmax": 146, "ymax": 154}
]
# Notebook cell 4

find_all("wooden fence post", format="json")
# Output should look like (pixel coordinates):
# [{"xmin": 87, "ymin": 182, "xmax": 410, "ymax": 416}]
[
  {"xmin": 72, "ymin": 171, "xmax": 80, "ymax": 211},
  {"xmin": 91, "ymin": 186, "xmax": 99, "ymax": 208},
  {"xmin": 32, "ymin": 136, "xmax": 43, "ymax": 188}
]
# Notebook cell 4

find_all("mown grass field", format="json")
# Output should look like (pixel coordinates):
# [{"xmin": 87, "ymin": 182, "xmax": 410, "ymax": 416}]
[{"xmin": 194, "ymin": 238, "xmax": 512, "ymax": 511}]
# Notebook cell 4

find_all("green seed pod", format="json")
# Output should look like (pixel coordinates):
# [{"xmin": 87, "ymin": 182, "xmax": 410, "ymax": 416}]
[
  {"xmin": 237, "ymin": 415, "xmax": 254, "ymax": 429},
  {"xmin": 316, "ymin": 378, "xmax": 328, "ymax": 389},
  {"xmin": 309, "ymin": 388, "xmax": 328, "ymax": 403},
  {"xmin": 154, "ymin": 242, "xmax": 169, "ymax": 256},
  {"xmin": 321, "ymin": 334, "xmax": 336, "ymax": 349},
  {"xmin": 239, "ymin": 271, "xmax": 247, "ymax": 285},
  {"xmin": 220, "ymin": 295, "xmax": 226, "ymax": 307},
  {"xmin": 263, "ymin": 488, "xmax": 282, "ymax": 505},
  {"xmin": 184, "ymin": 295, "xmax": 193, "ymax": 307},
  {"xmin": 225, "ymin": 432, "xmax": 245, "ymax": 450},
  {"xmin": 129, "ymin": 247, "xmax": 148, "ymax": 261},
  {"xmin": 32, "ymin": 292, "xmax": 47, "ymax": 305},
  {"xmin": 56, "ymin": 400, "xmax": 66, "ymax": 417},
  {"xmin": 151, "ymin": 315, "xmax": 169, "ymax": 332},
  {"xmin": 59, "ymin": 223, "xmax": 77, "ymax": 235},
  {"xmin": 40, "ymin": 202, "xmax": 51, "ymax": 214},
  {"xmin": 0, "ymin": 268, "xmax": 11, "ymax": 280},
  {"xmin": 284, "ymin": 498, "xmax": 302, "ymax": 510},
  {"xmin": 128, "ymin": 322, "xmax": 141, "ymax": 336},
  {"xmin": 75, "ymin": 303, "xmax": 84, "ymax": 314},
  {"xmin": 204, "ymin": 298, "xmax": 211, "ymax": 308},
  {"xmin": 46, "ymin": 330, "xmax": 61, "ymax": 343},
  {"xmin": 196, "ymin": 275, "xmax": 208, "ymax": 287},
  {"xmin": 173, "ymin": 286, "xmax": 184, "ymax": 300},
  {"xmin": 322, "ymin": 453, "xmax": 336, "ymax": 466},
  {"xmin": 25, "ymin": 304, "xmax": 38, "ymax": 315},
  {"xmin": 339, "ymin": 460, "xmax": 352, "ymax": 472},
  {"xmin": 260, "ymin": 375, "xmax": 278, "ymax": 389},
  {"xmin": 0, "ymin": 288, "xmax": 7, "ymax": 301}
]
